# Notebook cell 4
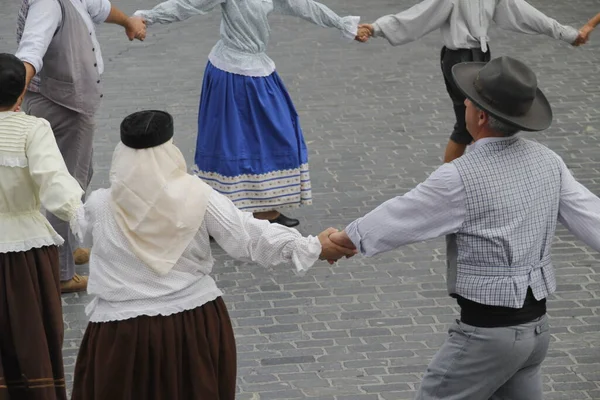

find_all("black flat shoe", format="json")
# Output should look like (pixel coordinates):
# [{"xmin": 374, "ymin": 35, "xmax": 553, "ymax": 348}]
[{"xmin": 269, "ymin": 214, "xmax": 300, "ymax": 227}]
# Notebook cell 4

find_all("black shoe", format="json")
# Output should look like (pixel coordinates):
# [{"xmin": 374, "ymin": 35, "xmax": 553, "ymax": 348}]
[{"xmin": 269, "ymin": 214, "xmax": 300, "ymax": 227}]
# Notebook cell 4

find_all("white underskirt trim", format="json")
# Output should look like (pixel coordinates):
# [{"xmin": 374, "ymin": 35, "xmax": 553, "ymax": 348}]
[
  {"xmin": 87, "ymin": 289, "xmax": 224, "ymax": 323},
  {"xmin": 192, "ymin": 164, "xmax": 312, "ymax": 213},
  {"xmin": 0, "ymin": 234, "xmax": 64, "ymax": 253}
]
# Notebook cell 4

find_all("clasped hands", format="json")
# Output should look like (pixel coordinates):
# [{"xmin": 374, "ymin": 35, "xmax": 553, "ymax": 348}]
[
  {"xmin": 354, "ymin": 24, "xmax": 374, "ymax": 43},
  {"xmin": 317, "ymin": 228, "xmax": 358, "ymax": 264},
  {"xmin": 574, "ymin": 23, "xmax": 595, "ymax": 46},
  {"xmin": 125, "ymin": 16, "xmax": 147, "ymax": 42}
]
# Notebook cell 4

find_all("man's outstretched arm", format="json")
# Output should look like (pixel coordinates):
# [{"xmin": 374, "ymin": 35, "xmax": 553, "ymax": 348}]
[{"xmin": 333, "ymin": 163, "xmax": 465, "ymax": 257}]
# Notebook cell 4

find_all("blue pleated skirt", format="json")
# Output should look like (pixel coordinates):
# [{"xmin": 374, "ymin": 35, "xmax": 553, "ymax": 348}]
[{"xmin": 193, "ymin": 62, "xmax": 312, "ymax": 213}]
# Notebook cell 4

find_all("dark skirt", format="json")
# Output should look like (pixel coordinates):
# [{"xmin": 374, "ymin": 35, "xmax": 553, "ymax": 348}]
[
  {"xmin": 0, "ymin": 245, "xmax": 66, "ymax": 400},
  {"xmin": 72, "ymin": 297, "xmax": 237, "ymax": 400}
]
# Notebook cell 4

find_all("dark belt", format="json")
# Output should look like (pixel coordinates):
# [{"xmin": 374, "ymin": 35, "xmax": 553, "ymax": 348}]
[{"xmin": 457, "ymin": 287, "xmax": 546, "ymax": 328}]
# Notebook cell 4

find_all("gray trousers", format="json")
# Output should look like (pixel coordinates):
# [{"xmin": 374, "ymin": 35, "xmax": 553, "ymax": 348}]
[
  {"xmin": 23, "ymin": 91, "xmax": 95, "ymax": 281},
  {"xmin": 416, "ymin": 315, "xmax": 550, "ymax": 400}
]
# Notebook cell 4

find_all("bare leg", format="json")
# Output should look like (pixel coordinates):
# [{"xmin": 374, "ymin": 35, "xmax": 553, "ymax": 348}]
[{"xmin": 253, "ymin": 211, "xmax": 280, "ymax": 220}]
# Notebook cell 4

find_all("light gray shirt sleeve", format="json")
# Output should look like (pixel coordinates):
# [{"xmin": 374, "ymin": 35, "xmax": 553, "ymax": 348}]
[
  {"xmin": 557, "ymin": 160, "xmax": 600, "ymax": 253},
  {"xmin": 85, "ymin": 0, "xmax": 112, "ymax": 24},
  {"xmin": 345, "ymin": 162, "xmax": 466, "ymax": 257},
  {"xmin": 15, "ymin": 0, "xmax": 62, "ymax": 74},
  {"xmin": 272, "ymin": 0, "xmax": 359, "ymax": 40},
  {"xmin": 134, "ymin": 0, "xmax": 225, "ymax": 25},
  {"xmin": 493, "ymin": 0, "xmax": 579, "ymax": 44},
  {"xmin": 371, "ymin": 0, "xmax": 453, "ymax": 46}
]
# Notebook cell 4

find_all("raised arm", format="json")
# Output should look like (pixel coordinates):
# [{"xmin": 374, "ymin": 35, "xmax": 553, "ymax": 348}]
[
  {"xmin": 493, "ymin": 0, "xmax": 579, "ymax": 46},
  {"xmin": 26, "ymin": 120, "xmax": 84, "ymax": 237},
  {"xmin": 273, "ymin": 0, "xmax": 359, "ymax": 41},
  {"xmin": 204, "ymin": 191, "xmax": 354, "ymax": 273},
  {"xmin": 362, "ymin": 0, "xmax": 453, "ymax": 46},
  {"xmin": 134, "ymin": 0, "xmax": 225, "ymax": 25},
  {"xmin": 557, "ymin": 160, "xmax": 600, "ymax": 253}
]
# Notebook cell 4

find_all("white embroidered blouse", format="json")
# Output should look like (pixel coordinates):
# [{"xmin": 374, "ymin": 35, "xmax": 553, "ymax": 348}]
[
  {"xmin": 81, "ymin": 188, "xmax": 321, "ymax": 322},
  {"xmin": 134, "ymin": 0, "xmax": 359, "ymax": 77},
  {"xmin": 0, "ymin": 111, "xmax": 84, "ymax": 253}
]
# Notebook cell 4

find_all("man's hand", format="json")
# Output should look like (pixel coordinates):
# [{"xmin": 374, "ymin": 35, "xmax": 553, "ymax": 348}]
[
  {"xmin": 355, "ymin": 23, "xmax": 374, "ymax": 43},
  {"xmin": 318, "ymin": 228, "xmax": 357, "ymax": 264},
  {"xmin": 329, "ymin": 230, "xmax": 356, "ymax": 251},
  {"xmin": 125, "ymin": 16, "xmax": 147, "ymax": 41}
]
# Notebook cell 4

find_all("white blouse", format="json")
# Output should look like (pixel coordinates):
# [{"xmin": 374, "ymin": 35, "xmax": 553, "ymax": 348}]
[
  {"xmin": 0, "ymin": 111, "xmax": 83, "ymax": 253},
  {"xmin": 135, "ymin": 0, "xmax": 359, "ymax": 77},
  {"xmin": 81, "ymin": 188, "xmax": 321, "ymax": 323}
]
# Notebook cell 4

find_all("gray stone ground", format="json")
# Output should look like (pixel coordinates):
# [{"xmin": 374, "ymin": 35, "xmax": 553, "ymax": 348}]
[{"xmin": 2, "ymin": 0, "xmax": 600, "ymax": 398}]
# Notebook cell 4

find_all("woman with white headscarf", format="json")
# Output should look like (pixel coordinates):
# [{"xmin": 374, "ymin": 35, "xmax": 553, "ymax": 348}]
[{"xmin": 71, "ymin": 110, "xmax": 354, "ymax": 400}]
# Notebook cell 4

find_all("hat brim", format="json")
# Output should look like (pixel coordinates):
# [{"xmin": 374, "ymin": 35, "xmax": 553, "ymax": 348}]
[{"xmin": 452, "ymin": 62, "xmax": 552, "ymax": 132}]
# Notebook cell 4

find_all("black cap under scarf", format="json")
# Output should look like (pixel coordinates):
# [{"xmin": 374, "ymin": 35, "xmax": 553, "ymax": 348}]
[{"xmin": 120, "ymin": 110, "xmax": 174, "ymax": 149}]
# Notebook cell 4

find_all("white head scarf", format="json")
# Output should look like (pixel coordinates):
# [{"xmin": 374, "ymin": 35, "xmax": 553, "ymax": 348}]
[{"xmin": 109, "ymin": 139, "xmax": 212, "ymax": 276}]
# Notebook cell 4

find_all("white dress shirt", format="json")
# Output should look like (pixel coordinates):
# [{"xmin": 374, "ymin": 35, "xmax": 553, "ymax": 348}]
[
  {"xmin": 81, "ymin": 188, "xmax": 321, "ymax": 322},
  {"xmin": 0, "ymin": 111, "xmax": 84, "ymax": 253},
  {"xmin": 16, "ymin": 0, "xmax": 111, "ymax": 80},
  {"xmin": 135, "ymin": 0, "xmax": 359, "ymax": 77},
  {"xmin": 372, "ymin": 0, "xmax": 579, "ymax": 52},
  {"xmin": 346, "ymin": 137, "xmax": 600, "ymax": 257}
]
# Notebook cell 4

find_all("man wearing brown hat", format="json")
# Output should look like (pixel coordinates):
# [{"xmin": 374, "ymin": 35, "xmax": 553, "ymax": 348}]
[{"xmin": 328, "ymin": 56, "xmax": 600, "ymax": 399}]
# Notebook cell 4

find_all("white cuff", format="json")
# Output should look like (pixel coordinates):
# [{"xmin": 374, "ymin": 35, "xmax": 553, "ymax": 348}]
[
  {"xmin": 560, "ymin": 25, "xmax": 579, "ymax": 44},
  {"xmin": 134, "ymin": 10, "xmax": 154, "ymax": 25},
  {"xmin": 70, "ymin": 204, "xmax": 86, "ymax": 244},
  {"xmin": 291, "ymin": 235, "xmax": 321, "ymax": 276},
  {"xmin": 340, "ymin": 16, "xmax": 360, "ymax": 41}
]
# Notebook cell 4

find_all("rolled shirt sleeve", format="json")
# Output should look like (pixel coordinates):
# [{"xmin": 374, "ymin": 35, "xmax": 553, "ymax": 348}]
[
  {"xmin": 15, "ymin": 0, "xmax": 61, "ymax": 74},
  {"xmin": 86, "ymin": 0, "xmax": 112, "ymax": 24}
]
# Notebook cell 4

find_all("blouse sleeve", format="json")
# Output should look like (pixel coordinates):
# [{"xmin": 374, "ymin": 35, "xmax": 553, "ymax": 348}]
[
  {"xmin": 273, "ymin": 0, "xmax": 359, "ymax": 41},
  {"xmin": 134, "ymin": 0, "xmax": 225, "ymax": 25},
  {"xmin": 493, "ymin": 0, "xmax": 579, "ymax": 45},
  {"xmin": 26, "ymin": 119, "xmax": 84, "ymax": 238},
  {"xmin": 203, "ymin": 191, "xmax": 322, "ymax": 274}
]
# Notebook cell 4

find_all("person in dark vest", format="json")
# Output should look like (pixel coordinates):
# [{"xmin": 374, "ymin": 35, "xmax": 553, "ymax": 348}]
[
  {"xmin": 0, "ymin": 53, "xmax": 86, "ymax": 400},
  {"xmin": 327, "ymin": 56, "xmax": 600, "ymax": 399},
  {"xmin": 355, "ymin": 0, "xmax": 584, "ymax": 163},
  {"xmin": 14, "ymin": 0, "xmax": 146, "ymax": 293}
]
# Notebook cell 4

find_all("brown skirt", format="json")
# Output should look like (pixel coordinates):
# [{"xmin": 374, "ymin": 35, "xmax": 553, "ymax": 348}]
[
  {"xmin": 72, "ymin": 297, "xmax": 237, "ymax": 400},
  {"xmin": 0, "ymin": 246, "xmax": 66, "ymax": 400}
]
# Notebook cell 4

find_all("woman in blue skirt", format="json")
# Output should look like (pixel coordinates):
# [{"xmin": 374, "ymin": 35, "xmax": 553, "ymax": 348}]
[{"xmin": 134, "ymin": 0, "xmax": 360, "ymax": 227}]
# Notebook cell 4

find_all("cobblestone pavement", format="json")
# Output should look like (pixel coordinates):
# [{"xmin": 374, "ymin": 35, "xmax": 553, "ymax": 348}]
[{"xmin": 2, "ymin": 0, "xmax": 600, "ymax": 398}]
